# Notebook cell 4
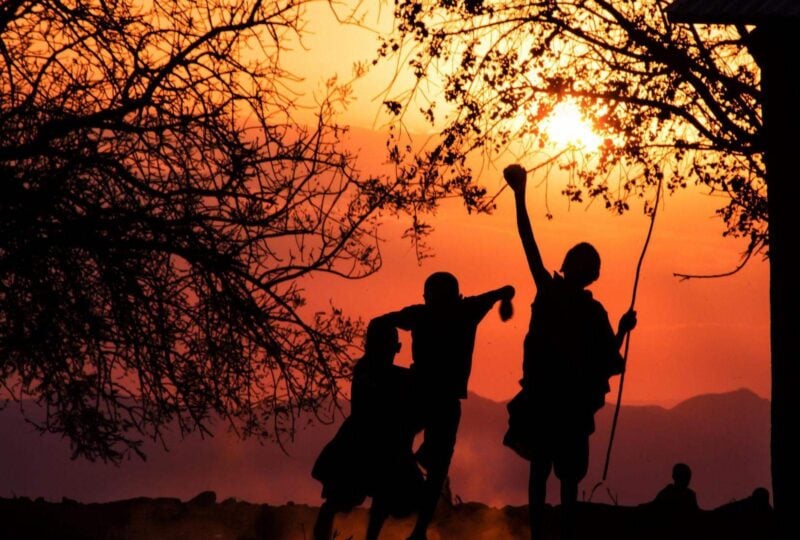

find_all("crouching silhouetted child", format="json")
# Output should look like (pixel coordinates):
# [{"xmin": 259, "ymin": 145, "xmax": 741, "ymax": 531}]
[
  {"xmin": 312, "ymin": 318, "xmax": 423, "ymax": 540},
  {"xmin": 646, "ymin": 462, "xmax": 699, "ymax": 512}
]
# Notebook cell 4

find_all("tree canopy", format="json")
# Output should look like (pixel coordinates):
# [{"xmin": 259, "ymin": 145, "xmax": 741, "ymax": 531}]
[
  {"xmin": 0, "ymin": 0, "xmax": 414, "ymax": 461},
  {"xmin": 0, "ymin": 0, "xmax": 769, "ymax": 463},
  {"xmin": 377, "ymin": 0, "xmax": 765, "ymax": 263}
]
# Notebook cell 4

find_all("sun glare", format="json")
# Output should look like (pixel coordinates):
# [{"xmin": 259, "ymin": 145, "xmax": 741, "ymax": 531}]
[{"xmin": 541, "ymin": 101, "xmax": 602, "ymax": 152}]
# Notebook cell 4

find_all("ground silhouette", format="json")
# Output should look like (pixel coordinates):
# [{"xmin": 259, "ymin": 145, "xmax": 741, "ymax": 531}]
[{"xmin": 0, "ymin": 494, "xmax": 775, "ymax": 539}]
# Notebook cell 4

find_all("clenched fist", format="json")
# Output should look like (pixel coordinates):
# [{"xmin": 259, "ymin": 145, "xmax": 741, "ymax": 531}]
[{"xmin": 503, "ymin": 164, "xmax": 527, "ymax": 193}]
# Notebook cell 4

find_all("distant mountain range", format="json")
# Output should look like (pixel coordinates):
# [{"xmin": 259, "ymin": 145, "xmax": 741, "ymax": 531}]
[
  {"xmin": 0, "ymin": 388, "xmax": 770, "ymax": 509},
  {"xmin": 453, "ymin": 388, "xmax": 770, "ymax": 509}
]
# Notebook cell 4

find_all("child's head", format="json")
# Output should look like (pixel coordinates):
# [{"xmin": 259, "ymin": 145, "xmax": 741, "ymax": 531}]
[
  {"xmin": 672, "ymin": 462, "xmax": 692, "ymax": 489},
  {"xmin": 751, "ymin": 487, "xmax": 770, "ymax": 507},
  {"xmin": 364, "ymin": 318, "xmax": 401, "ymax": 362},
  {"xmin": 423, "ymin": 272, "xmax": 461, "ymax": 307},
  {"xmin": 561, "ymin": 242, "xmax": 601, "ymax": 288}
]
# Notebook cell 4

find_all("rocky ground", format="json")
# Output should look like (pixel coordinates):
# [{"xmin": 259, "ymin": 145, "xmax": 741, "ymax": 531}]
[{"xmin": 0, "ymin": 492, "xmax": 775, "ymax": 540}]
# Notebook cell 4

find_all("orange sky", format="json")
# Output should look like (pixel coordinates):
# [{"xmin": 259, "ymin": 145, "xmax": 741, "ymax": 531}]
[
  {"xmin": 291, "ymin": 6, "xmax": 771, "ymax": 407},
  {"xmin": 0, "ymin": 4, "xmax": 773, "ymax": 509},
  {"xmin": 302, "ymin": 126, "xmax": 770, "ymax": 407}
]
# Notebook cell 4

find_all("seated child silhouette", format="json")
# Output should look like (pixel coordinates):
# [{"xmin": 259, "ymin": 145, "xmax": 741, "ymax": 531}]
[
  {"xmin": 312, "ymin": 318, "xmax": 423, "ymax": 540},
  {"xmin": 647, "ymin": 462, "xmax": 699, "ymax": 512},
  {"xmin": 714, "ymin": 487, "xmax": 773, "ymax": 514}
]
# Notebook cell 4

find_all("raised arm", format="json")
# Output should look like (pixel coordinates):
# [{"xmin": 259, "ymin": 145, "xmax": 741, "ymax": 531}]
[{"xmin": 503, "ymin": 164, "xmax": 550, "ymax": 289}]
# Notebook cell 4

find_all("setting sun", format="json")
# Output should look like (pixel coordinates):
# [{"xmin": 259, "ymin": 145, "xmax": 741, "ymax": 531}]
[{"xmin": 541, "ymin": 100, "xmax": 603, "ymax": 151}]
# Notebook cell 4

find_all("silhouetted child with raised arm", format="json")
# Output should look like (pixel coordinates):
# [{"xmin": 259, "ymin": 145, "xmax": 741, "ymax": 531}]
[
  {"xmin": 379, "ymin": 272, "xmax": 515, "ymax": 540},
  {"xmin": 647, "ymin": 462, "xmax": 700, "ymax": 512},
  {"xmin": 312, "ymin": 318, "xmax": 424, "ymax": 540},
  {"xmin": 500, "ymin": 164, "xmax": 637, "ymax": 540}
]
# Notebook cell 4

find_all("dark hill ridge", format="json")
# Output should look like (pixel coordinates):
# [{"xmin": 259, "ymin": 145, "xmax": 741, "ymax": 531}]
[{"xmin": 0, "ymin": 389, "xmax": 770, "ymax": 509}]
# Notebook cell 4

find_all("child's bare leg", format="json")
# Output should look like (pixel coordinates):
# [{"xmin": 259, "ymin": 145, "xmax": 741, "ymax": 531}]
[
  {"xmin": 367, "ymin": 498, "xmax": 389, "ymax": 540},
  {"xmin": 560, "ymin": 477, "xmax": 578, "ymax": 540},
  {"xmin": 313, "ymin": 501, "xmax": 336, "ymax": 540},
  {"xmin": 529, "ymin": 460, "xmax": 552, "ymax": 540},
  {"xmin": 408, "ymin": 464, "xmax": 447, "ymax": 540}
]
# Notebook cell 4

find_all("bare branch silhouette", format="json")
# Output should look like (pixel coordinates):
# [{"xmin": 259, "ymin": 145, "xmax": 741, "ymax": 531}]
[
  {"xmin": 0, "ymin": 0, "xmax": 419, "ymax": 462},
  {"xmin": 375, "ymin": 0, "xmax": 766, "ymax": 262},
  {"xmin": 673, "ymin": 250, "xmax": 755, "ymax": 281}
]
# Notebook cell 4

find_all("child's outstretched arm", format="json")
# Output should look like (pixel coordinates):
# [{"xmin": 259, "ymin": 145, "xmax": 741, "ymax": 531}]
[
  {"xmin": 373, "ymin": 306, "xmax": 419, "ymax": 332},
  {"xmin": 469, "ymin": 285, "xmax": 516, "ymax": 322},
  {"xmin": 503, "ymin": 164, "xmax": 551, "ymax": 289}
]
